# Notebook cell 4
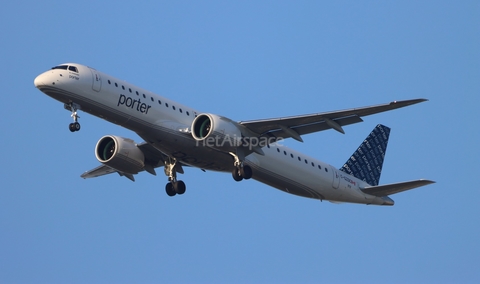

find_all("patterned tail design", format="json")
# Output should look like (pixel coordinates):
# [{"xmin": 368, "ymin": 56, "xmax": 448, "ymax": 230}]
[{"xmin": 339, "ymin": 124, "xmax": 391, "ymax": 186}]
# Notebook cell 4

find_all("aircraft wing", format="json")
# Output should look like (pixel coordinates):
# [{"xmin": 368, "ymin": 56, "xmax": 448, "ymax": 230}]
[
  {"xmin": 361, "ymin": 179, "xmax": 435, "ymax": 197},
  {"xmin": 80, "ymin": 142, "xmax": 185, "ymax": 181},
  {"xmin": 80, "ymin": 164, "xmax": 119, "ymax": 179},
  {"xmin": 80, "ymin": 164, "xmax": 143, "ymax": 181},
  {"xmin": 239, "ymin": 99, "xmax": 427, "ymax": 141}
]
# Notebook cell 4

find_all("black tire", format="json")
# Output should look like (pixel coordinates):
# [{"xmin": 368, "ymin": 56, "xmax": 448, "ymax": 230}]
[
  {"xmin": 232, "ymin": 168, "xmax": 243, "ymax": 182},
  {"xmin": 241, "ymin": 165, "xmax": 253, "ymax": 180},
  {"xmin": 165, "ymin": 182, "xmax": 176, "ymax": 196},
  {"xmin": 74, "ymin": 122, "xmax": 81, "ymax": 131},
  {"xmin": 175, "ymin": 180, "xmax": 186, "ymax": 195},
  {"xmin": 69, "ymin": 123, "xmax": 76, "ymax": 132}
]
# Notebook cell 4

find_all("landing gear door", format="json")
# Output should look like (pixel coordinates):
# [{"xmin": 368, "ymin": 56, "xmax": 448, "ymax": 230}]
[{"xmin": 89, "ymin": 68, "xmax": 102, "ymax": 92}]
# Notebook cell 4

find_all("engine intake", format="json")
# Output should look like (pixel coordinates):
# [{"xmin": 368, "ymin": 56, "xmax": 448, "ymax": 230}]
[
  {"xmin": 95, "ymin": 135, "xmax": 145, "ymax": 174},
  {"xmin": 191, "ymin": 113, "xmax": 243, "ymax": 151}
]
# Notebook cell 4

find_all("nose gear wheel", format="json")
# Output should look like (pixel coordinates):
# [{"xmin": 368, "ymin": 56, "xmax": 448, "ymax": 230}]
[{"xmin": 69, "ymin": 122, "xmax": 81, "ymax": 132}]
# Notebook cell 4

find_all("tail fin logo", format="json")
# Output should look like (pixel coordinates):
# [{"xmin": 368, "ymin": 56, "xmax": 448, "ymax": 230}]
[{"xmin": 339, "ymin": 124, "xmax": 390, "ymax": 186}]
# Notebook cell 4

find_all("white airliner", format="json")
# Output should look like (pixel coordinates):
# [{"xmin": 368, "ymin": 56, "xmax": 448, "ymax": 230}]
[{"xmin": 34, "ymin": 63, "xmax": 434, "ymax": 205}]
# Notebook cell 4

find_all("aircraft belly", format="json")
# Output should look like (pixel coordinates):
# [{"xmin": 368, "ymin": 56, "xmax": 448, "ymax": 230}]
[
  {"xmin": 250, "ymin": 169, "xmax": 318, "ymax": 199},
  {"xmin": 247, "ymin": 153, "xmax": 325, "ymax": 200},
  {"xmin": 246, "ymin": 150, "xmax": 376, "ymax": 204},
  {"xmin": 84, "ymin": 102, "xmax": 130, "ymax": 125}
]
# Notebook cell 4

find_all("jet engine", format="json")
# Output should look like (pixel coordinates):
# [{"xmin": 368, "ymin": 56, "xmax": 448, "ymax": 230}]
[
  {"xmin": 95, "ymin": 135, "xmax": 145, "ymax": 174},
  {"xmin": 191, "ymin": 113, "xmax": 243, "ymax": 151}
]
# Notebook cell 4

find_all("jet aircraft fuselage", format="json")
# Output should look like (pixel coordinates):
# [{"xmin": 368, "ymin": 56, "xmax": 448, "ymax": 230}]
[{"xmin": 34, "ymin": 63, "xmax": 434, "ymax": 205}]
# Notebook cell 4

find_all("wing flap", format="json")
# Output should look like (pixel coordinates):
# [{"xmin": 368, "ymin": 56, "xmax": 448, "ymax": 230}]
[
  {"xmin": 361, "ymin": 179, "xmax": 435, "ymax": 196},
  {"xmin": 280, "ymin": 115, "xmax": 363, "ymax": 138}
]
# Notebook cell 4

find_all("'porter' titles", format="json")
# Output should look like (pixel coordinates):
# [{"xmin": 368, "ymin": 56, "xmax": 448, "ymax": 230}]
[{"xmin": 117, "ymin": 94, "xmax": 151, "ymax": 114}]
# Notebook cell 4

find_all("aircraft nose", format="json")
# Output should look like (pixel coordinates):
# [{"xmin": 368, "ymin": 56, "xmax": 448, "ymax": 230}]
[{"xmin": 34, "ymin": 73, "xmax": 46, "ymax": 88}]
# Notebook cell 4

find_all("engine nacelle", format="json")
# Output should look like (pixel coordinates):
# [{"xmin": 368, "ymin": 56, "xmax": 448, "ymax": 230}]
[
  {"xmin": 95, "ymin": 135, "xmax": 145, "ymax": 174},
  {"xmin": 191, "ymin": 113, "xmax": 243, "ymax": 151}
]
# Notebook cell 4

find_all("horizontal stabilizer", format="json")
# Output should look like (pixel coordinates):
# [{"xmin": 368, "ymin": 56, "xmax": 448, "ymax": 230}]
[{"xmin": 361, "ymin": 179, "xmax": 435, "ymax": 196}]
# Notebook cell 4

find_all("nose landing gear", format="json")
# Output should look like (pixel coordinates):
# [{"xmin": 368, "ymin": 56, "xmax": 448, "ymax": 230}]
[{"xmin": 65, "ymin": 103, "xmax": 81, "ymax": 132}]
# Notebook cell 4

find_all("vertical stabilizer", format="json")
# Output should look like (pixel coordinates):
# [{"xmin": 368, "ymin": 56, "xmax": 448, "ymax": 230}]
[{"xmin": 339, "ymin": 124, "xmax": 390, "ymax": 186}]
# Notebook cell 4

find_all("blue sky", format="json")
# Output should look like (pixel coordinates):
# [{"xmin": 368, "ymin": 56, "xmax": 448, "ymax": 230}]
[{"xmin": 1, "ymin": 1, "xmax": 479, "ymax": 283}]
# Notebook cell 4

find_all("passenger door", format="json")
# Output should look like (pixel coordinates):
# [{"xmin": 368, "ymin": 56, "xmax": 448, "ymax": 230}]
[
  {"xmin": 331, "ymin": 166, "xmax": 340, "ymax": 189},
  {"xmin": 89, "ymin": 68, "xmax": 102, "ymax": 92}
]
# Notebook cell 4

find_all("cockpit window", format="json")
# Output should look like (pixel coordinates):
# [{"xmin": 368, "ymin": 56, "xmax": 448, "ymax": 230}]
[
  {"xmin": 52, "ymin": 65, "xmax": 68, "ymax": 70},
  {"xmin": 51, "ymin": 65, "xmax": 79, "ymax": 73},
  {"xmin": 68, "ymin": 66, "xmax": 78, "ymax": 73}
]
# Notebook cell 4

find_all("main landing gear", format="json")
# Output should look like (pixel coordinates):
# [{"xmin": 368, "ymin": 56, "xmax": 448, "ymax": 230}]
[
  {"xmin": 65, "ymin": 103, "xmax": 81, "ymax": 132},
  {"xmin": 164, "ymin": 157, "xmax": 186, "ymax": 197},
  {"xmin": 230, "ymin": 152, "xmax": 253, "ymax": 182}
]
